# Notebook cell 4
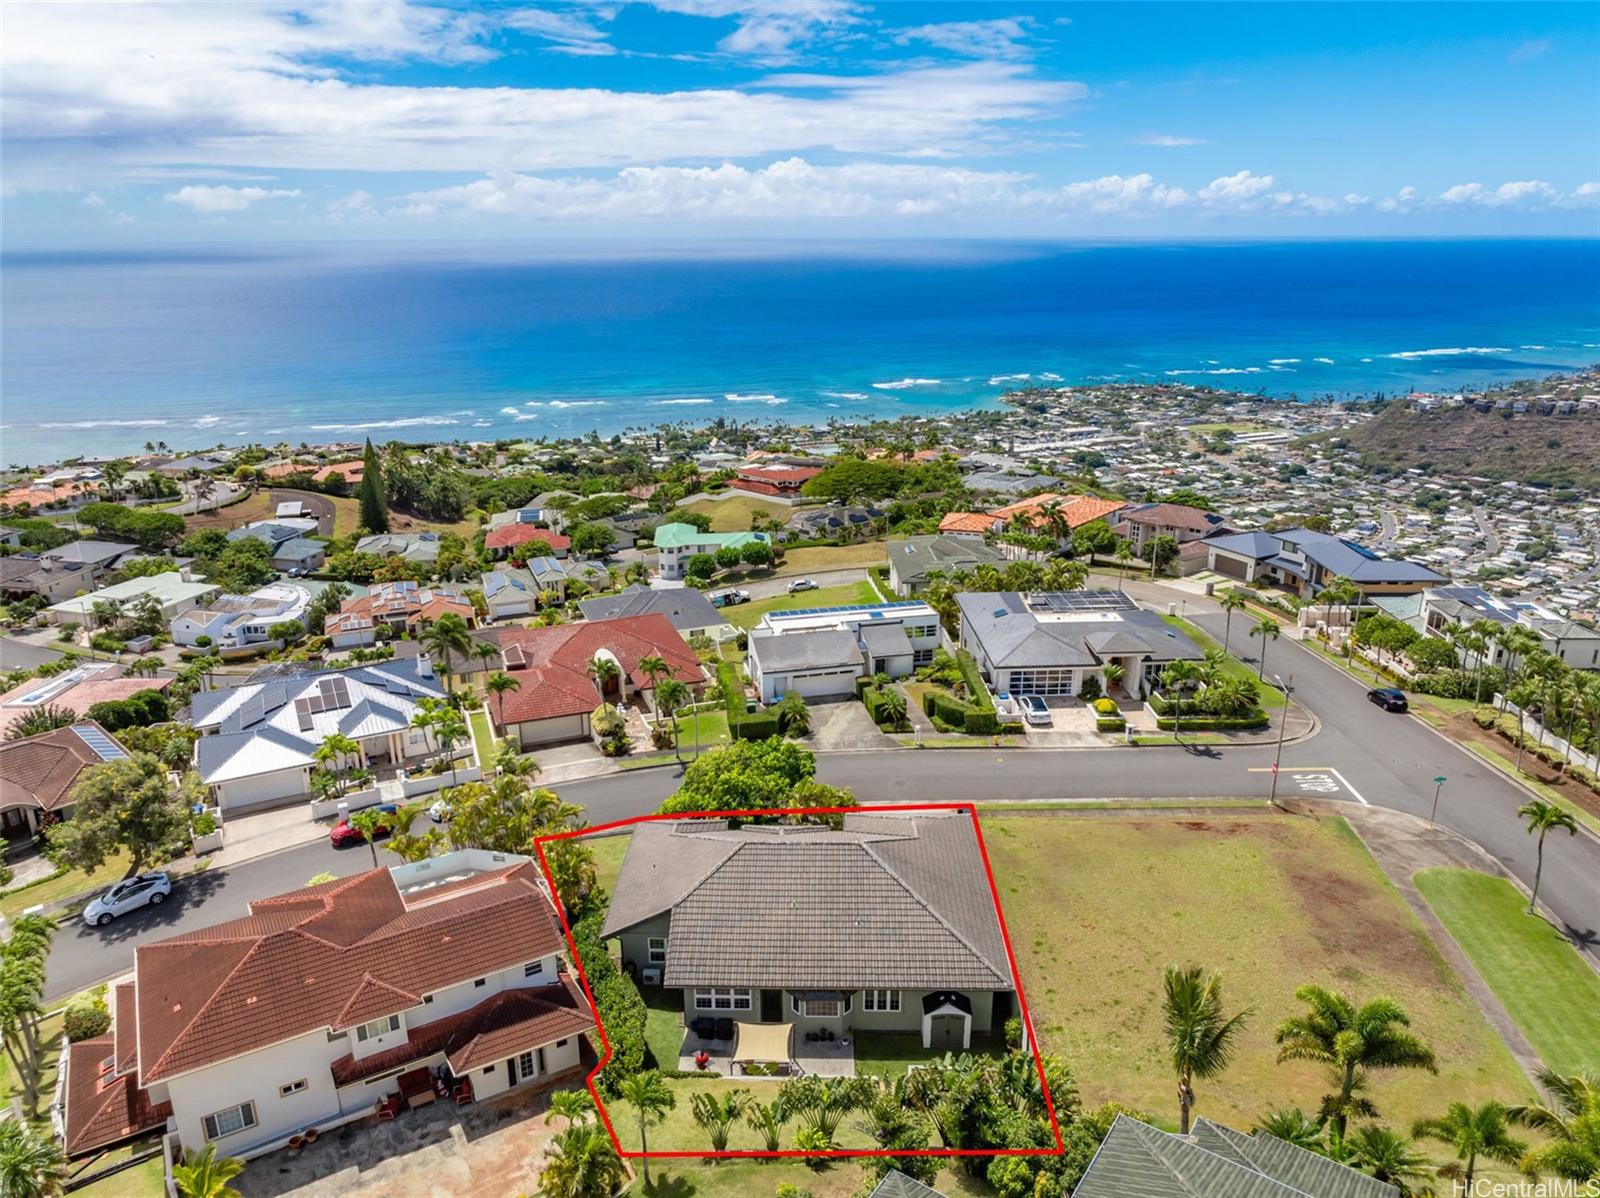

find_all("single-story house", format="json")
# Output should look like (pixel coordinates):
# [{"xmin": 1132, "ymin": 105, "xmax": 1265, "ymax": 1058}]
[
  {"xmin": 170, "ymin": 583, "xmax": 313, "ymax": 648},
  {"xmin": 484, "ymin": 523, "xmax": 570, "ymax": 560},
  {"xmin": 957, "ymin": 589, "xmax": 1203, "ymax": 700},
  {"xmin": 189, "ymin": 658, "xmax": 446, "ymax": 812},
  {"xmin": 482, "ymin": 567, "xmax": 540, "ymax": 620},
  {"xmin": 1074, "ymin": 1114, "xmax": 1398, "ymax": 1198},
  {"xmin": 46, "ymin": 573, "xmax": 220, "ymax": 626},
  {"xmin": 0, "ymin": 720, "xmax": 129, "ymax": 841},
  {"xmin": 886, "ymin": 535, "xmax": 1007, "ymax": 597},
  {"xmin": 271, "ymin": 537, "xmax": 326, "ymax": 573},
  {"xmin": 0, "ymin": 555, "xmax": 96, "ymax": 602},
  {"xmin": 579, "ymin": 584, "xmax": 733, "ymax": 641},
  {"xmin": 60, "ymin": 854, "xmax": 591, "ymax": 1165},
  {"xmin": 652, "ymin": 523, "xmax": 771, "ymax": 580},
  {"xmin": 355, "ymin": 532, "xmax": 441, "ymax": 565},
  {"xmin": 937, "ymin": 511, "xmax": 1003, "ymax": 538},
  {"xmin": 783, "ymin": 503, "xmax": 887, "ymax": 542},
  {"xmin": 746, "ymin": 601, "xmax": 939, "ymax": 702},
  {"xmin": 477, "ymin": 615, "xmax": 707, "ymax": 748},
  {"xmin": 41, "ymin": 539, "xmax": 140, "ymax": 579},
  {"xmin": 0, "ymin": 663, "xmax": 174, "ymax": 738},
  {"xmin": 730, "ymin": 465, "xmax": 822, "ymax": 496},
  {"xmin": 603, "ymin": 812, "xmax": 1016, "ymax": 1051},
  {"xmin": 226, "ymin": 519, "xmax": 318, "ymax": 549},
  {"xmin": 1203, "ymin": 527, "xmax": 1447, "ymax": 600}
]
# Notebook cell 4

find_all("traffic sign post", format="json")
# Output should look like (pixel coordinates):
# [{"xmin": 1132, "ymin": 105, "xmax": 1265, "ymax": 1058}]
[{"xmin": 1429, "ymin": 775, "xmax": 1447, "ymax": 826}]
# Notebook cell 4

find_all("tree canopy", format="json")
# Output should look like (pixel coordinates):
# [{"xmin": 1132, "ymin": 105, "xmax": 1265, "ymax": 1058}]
[{"xmin": 48, "ymin": 753, "xmax": 198, "ymax": 876}]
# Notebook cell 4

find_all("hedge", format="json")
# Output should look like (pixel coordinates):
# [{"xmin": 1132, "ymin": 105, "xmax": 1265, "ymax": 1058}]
[
  {"xmin": 998, "ymin": 721, "xmax": 1025, "ymax": 736},
  {"xmin": 733, "ymin": 709, "xmax": 781, "ymax": 741},
  {"xmin": 955, "ymin": 650, "xmax": 994, "ymax": 711},
  {"xmin": 572, "ymin": 912, "xmax": 647, "ymax": 1092},
  {"xmin": 1155, "ymin": 713, "xmax": 1270, "ymax": 731},
  {"xmin": 719, "ymin": 660, "xmax": 780, "ymax": 741},
  {"xmin": 1096, "ymin": 716, "xmax": 1127, "ymax": 733}
]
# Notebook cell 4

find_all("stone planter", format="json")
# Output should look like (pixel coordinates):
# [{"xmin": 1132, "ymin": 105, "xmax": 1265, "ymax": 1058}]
[
  {"xmin": 191, "ymin": 828, "xmax": 224, "ymax": 855},
  {"xmin": 309, "ymin": 786, "xmax": 383, "ymax": 821}
]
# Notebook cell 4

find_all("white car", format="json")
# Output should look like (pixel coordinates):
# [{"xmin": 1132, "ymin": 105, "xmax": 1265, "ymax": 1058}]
[
  {"xmin": 1019, "ymin": 695, "xmax": 1052, "ymax": 727},
  {"xmin": 429, "ymin": 797, "xmax": 452, "ymax": 823},
  {"xmin": 82, "ymin": 872, "xmax": 172, "ymax": 927},
  {"xmin": 787, "ymin": 578, "xmax": 819, "ymax": 594}
]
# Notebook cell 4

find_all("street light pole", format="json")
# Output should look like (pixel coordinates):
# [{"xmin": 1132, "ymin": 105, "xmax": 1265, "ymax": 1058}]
[
  {"xmin": 1429, "ymin": 775, "xmax": 1447, "ymax": 826},
  {"xmin": 1268, "ymin": 673, "xmax": 1291, "ymax": 810}
]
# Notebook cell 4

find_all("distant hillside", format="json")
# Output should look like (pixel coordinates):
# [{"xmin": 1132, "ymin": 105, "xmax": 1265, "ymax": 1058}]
[{"xmin": 1342, "ymin": 404, "xmax": 1600, "ymax": 490}]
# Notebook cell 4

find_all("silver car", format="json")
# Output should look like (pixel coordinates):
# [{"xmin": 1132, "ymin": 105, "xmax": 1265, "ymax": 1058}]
[
  {"xmin": 82, "ymin": 872, "xmax": 172, "ymax": 927},
  {"xmin": 1019, "ymin": 695, "xmax": 1052, "ymax": 727}
]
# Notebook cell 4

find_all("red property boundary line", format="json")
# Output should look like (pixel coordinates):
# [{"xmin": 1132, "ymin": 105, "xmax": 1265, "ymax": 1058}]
[{"xmin": 532, "ymin": 801, "xmax": 1066, "ymax": 1161}]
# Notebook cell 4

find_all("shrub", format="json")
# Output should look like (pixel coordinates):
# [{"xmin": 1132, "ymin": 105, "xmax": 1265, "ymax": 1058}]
[
  {"xmin": 63, "ymin": 989, "xmax": 111, "ymax": 1042},
  {"xmin": 1096, "ymin": 716, "xmax": 1127, "ymax": 733},
  {"xmin": 1154, "ymin": 713, "xmax": 1269, "ymax": 731},
  {"xmin": 191, "ymin": 810, "xmax": 218, "ymax": 837},
  {"xmin": 964, "ymin": 709, "xmax": 998, "ymax": 736},
  {"xmin": 955, "ymin": 650, "xmax": 993, "ymax": 711},
  {"xmin": 571, "ymin": 912, "xmax": 646, "ymax": 1093},
  {"xmin": 997, "ymin": 721, "xmax": 1025, "ymax": 735},
  {"xmin": 1092, "ymin": 697, "xmax": 1118, "ymax": 715},
  {"xmin": 1079, "ymin": 674, "xmax": 1102, "ymax": 701}
]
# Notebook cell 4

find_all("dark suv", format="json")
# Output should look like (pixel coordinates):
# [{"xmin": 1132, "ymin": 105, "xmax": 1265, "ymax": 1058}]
[{"xmin": 1367, "ymin": 686, "xmax": 1408, "ymax": 713}]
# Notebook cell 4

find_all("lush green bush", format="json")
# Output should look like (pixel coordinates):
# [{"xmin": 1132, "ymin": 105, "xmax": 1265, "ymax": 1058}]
[
  {"xmin": 955, "ymin": 650, "xmax": 994, "ymax": 711},
  {"xmin": 63, "ymin": 989, "xmax": 111, "ymax": 1042},
  {"xmin": 1079, "ymin": 674, "xmax": 1102, "ymax": 701},
  {"xmin": 964, "ymin": 709, "xmax": 998, "ymax": 736},
  {"xmin": 1154, "ymin": 713, "xmax": 1269, "ymax": 731},
  {"xmin": 1096, "ymin": 716, "xmax": 1127, "ymax": 733},
  {"xmin": 571, "ymin": 912, "xmax": 647, "ymax": 1092},
  {"xmin": 997, "ymin": 721, "xmax": 1025, "ymax": 735},
  {"xmin": 1092, "ymin": 697, "xmax": 1118, "ymax": 715}
]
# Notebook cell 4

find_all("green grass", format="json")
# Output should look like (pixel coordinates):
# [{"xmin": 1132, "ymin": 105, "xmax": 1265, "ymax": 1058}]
[
  {"xmin": 853, "ymin": 1029, "xmax": 1005, "ymax": 1080},
  {"xmin": 640, "ymin": 985, "xmax": 685, "ymax": 1071},
  {"xmin": 773, "ymin": 541, "xmax": 889, "ymax": 576},
  {"xmin": 1, "ymin": 851, "xmax": 131, "ymax": 922},
  {"xmin": 979, "ymin": 798, "xmax": 1271, "ymax": 813},
  {"xmin": 675, "ymin": 708, "xmax": 731, "ymax": 749},
  {"xmin": 588, "ymin": 832, "xmax": 631, "ymax": 896},
  {"xmin": 641, "ymin": 1076, "xmax": 875, "ymax": 1152},
  {"xmin": 723, "ymin": 580, "xmax": 879, "ymax": 630},
  {"xmin": 1129, "ymin": 733, "xmax": 1233, "ymax": 746},
  {"xmin": 1415, "ymin": 868, "xmax": 1600, "ymax": 1077},
  {"xmin": 678, "ymin": 494, "xmax": 793, "ymax": 532},
  {"xmin": 624, "ymin": 1162, "xmax": 993, "ymax": 1198},
  {"xmin": 467, "ymin": 706, "xmax": 496, "ymax": 767},
  {"xmin": 73, "ymin": 1155, "xmax": 166, "ymax": 1198},
  {"xmin": 984, "ymin": 813, "xmax": 1533, "ymax": 1134},
  {"xmin": 1159, "ymin": 614, "xmax": 1285, "ymax": 708}
]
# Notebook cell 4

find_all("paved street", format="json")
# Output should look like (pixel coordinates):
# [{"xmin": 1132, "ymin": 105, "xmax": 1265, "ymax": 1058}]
[{"xmin": 42, "ymin": 585, "xmax": 1600, "ymax": 998}]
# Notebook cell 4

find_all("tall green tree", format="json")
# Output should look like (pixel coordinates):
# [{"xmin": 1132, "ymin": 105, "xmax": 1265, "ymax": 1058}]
[
  {"xmin": 418, "ymin": 612, "xmax": 473, "ymax": 690},
  {"xmin": 1218, "ymin": 590, "xmax": 1248, "ymax": 656},
  {"xmin": 355, "ymin": 438, "xmax": 389, "ymax": 533},
  {"xmin": 484, "ymin": 670, "xmax": 522, "ymax": 728},
  {"xmin": 537, "ymin": 1121, "xmax": 625, "ymax": 1198},
  {"xmin": 0, "ymin": 916, "xmax": 56, "ymax": 1116},
  {"xmin": 1518, "ymin": 799, "xmax": 1579, "ymax": 914},
  {"xmin": 1275, "ymin": 985, "xmax": 1437, "ymax": 1137},
  {"xmin": 0, "ymin": 1118, "xmax": 66, "ymax": 1198},
  {"xmin": 1510, "ymin": 1069, "xmax": 1600, "ymax": 1182},
  {"xmin": 1412, "ymin": 1101, "xmax": 1525, "ymax": 1191},
  {"xmin": 48, "ymin": 753, "xmax": 195, "ymax": 877},
  {"xmin": 1251, "ymin": 615, "xmax": 1282, "ymax": 680},
  {"xmin": 617, "ymin": 1070, "xmax": 676, "ymax": 1185},
  {"xmin": 1161, "ymin": 966, "xmax": 1250, "ymax": 1134}
]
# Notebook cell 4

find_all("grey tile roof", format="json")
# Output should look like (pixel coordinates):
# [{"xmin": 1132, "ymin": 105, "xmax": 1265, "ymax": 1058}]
[
  {"xmin": 41, "ymin": 540, "xmax": 135, "ymax": 567},
  {"xmin": 859, "ymin": 622, "xmax": 914, "ymax": 658},
  {"xmin": 869, "ymin": 1172, "xmax": 948, "ymax": 1198},
  {"xmin": 579, "ymin": 584, "xmax": 725, "ymax": 633},
  {"xmin": 887, "ymin": 535, "xmax": 1007, "ymax": 585},
  {"xmin": 749, "ymin": 629, "xmax": 863, "ymax": 673},
  {"xmin": 1075, "ymin": 1115, "xmax": 1398, "ymax": 1198},
  {"xmin": 959, "ymin": 592, "xmax": 1203, "ymax": 669},
  {"xmin": 605, "ymin": 814, "xmax": 1013, "ymax": 992}
]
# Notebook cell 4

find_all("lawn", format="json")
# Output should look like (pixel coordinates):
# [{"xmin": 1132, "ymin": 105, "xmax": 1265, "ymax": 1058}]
[
  {"xmin": 467, "ymin": 706, "xmax": 496, "ymax": 767},
  {"xmin": 74, "ymin": 1156, "xmax": 166, "ymax": 1198},
  {"xmin": 723, "ymin": 581, "xmax": 879, "ymax": 630},
  {"xmin": 587, "ymin": 832, "xmax": 632, "ymax": 897},
  {"xmin": 853, "ymin": 1029, "xmax": 1005, "ymax": 1080},
  {"xmin": 625, "ymin": 1161, "xmax": 994, "ymax": 1197},
  {"xmin": 679, "ymin": 494, "xmax": 792, "ymax": 532},
  {"xmin": 1159, "ymin": 614, "xmax": 1285, "ymax": 708},
  {"xmin": 774, "ymin": 541, "xmax": 889, "ymax": 576},
  {"xmin": 1414, "ymin": 868, "xmax": 1600, "ymax": 1077},
  {"xmin": 1, "ymin": 850, "xmax": 130, "ymax": 922},
  {"xmin": 641, "ymin": 985, "xmax": 686, "ymax": 1071},
  {"xmin": 675, "ymin": 708, "xmax": 731, "ymax": 750},
  {"xmin": 983, "ymin": 812, "xmax": 1534, "ymax": 1135}
]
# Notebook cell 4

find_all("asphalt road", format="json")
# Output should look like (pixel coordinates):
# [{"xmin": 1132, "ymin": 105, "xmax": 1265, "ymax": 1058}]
[{"xmin": 42, "ymin": 585, "xmax": 1600, "ymax": 998}]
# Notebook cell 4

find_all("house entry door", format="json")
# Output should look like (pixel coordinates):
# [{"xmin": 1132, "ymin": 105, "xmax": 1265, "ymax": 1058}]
[{"xmin": 761, "ymin": 990, "xmax": 781, "ymax": 1022}]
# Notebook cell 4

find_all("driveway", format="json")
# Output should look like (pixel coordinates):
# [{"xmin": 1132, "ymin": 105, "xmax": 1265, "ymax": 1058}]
[
  {"xmin": 806, "ymin": 699, "xmax": 888, "ymax": 750},
  {"xmin": 271, "ymin": 487, "xmax": 336, "ymax": 536}
]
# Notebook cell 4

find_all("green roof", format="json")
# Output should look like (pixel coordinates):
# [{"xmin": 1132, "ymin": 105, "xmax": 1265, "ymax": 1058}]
[{"xmin": 652, "ymin": 522, "xmax": 769, "ymax": 550}]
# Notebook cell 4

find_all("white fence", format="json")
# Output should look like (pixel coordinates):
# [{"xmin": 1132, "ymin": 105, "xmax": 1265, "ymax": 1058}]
[{"xmin": 1495, "ymin": 693, "xmax": 1600, "ymax": 776}]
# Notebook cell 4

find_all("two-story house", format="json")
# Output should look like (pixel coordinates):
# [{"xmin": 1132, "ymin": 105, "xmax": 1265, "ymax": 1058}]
[
  {"xmin": 651, "ymin": 523, "xmax": 770, "ymax": 580},
  {"xmin": 61, "ymin": 852, "xmax": 592, "ymax": 1168}
]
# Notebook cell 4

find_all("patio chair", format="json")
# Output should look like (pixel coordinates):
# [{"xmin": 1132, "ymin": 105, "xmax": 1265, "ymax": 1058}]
[
  {"xmin": 453, "ymin": 1078, "xmax": 475, "ymax": 1107},
  {"xmin": 375, "ymin": 1095, "xmax": 401, "ymax": 1121},
  {"xmin": 715, "ymin": 1018, "xmax": 735, "ymax": 1041}
]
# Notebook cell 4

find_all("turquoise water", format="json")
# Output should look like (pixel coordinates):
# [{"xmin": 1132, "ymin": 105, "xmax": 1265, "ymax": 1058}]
[{"xmin": 2, "ymin": 239, "xmax": 1597, "ymax": 465}]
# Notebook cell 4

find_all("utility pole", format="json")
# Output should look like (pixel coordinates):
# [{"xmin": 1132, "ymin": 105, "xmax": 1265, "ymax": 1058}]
[{"xmin": 1268, "ymin": 673, "xmax": 1291, "ymax": 810}]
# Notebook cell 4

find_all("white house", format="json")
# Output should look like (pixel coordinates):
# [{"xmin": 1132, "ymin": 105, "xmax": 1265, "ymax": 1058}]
[
  {"xmin": 46, "ymin": 573, "xmax": 221, "ymax": 626},
  {"xmin": 170, "ymin": 583, "xmax": 312, "ymax": 648},
  {"xmin": 60, "ymin": 853, "xmax": 592, "ymax": 1167},
  {"xmin": 651, "ymin": 523, "xmax": 770, "ymax": 580},
  {"xmin": 745, "ymin": 601, "xmax": 939, "ymax": 703},
  {"xmin": 189, "ymin": 659, "xmax": 446, "ymax": 812}
]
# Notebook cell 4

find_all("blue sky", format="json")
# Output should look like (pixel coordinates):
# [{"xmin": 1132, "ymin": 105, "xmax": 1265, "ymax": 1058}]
[{"xmin": 3, "ymin": 1, "xmax": 1597, "ymax": 245}]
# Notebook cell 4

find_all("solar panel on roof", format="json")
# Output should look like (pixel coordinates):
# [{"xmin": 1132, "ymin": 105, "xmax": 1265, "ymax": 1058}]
[
  {"xmin": 71, "ymin": 724, "xmax": 128, "ymax": 761},
  {"xmin": 318, "ymin": 676, "xmax": 352, "ymax": 710},
  {"xmin": 294, "ymin": 696, "xmax": 316, "ymax": 731}
]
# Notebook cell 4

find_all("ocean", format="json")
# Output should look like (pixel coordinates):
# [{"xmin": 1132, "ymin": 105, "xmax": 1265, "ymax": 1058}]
[{"xmin": 2, "ymin": 238, "xmax": 1598, "ymax": 466}]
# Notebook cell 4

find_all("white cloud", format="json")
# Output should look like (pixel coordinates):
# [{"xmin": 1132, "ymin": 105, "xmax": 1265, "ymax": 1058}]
[
  {"xmin": 503, "ymin": 6, "xmax": 616, "ymax": 55},
  {"xmin": 1197, "ymin": 170, "xmax": 1277, "ymax": 205},
  {"xmin": 1130, "ymin": 134, "xmax": 1206, "ymax": 147},
  {"xmin": 1, "ymin": 2, "xmax": 1071, "ymax": 179},
  {"xmin": 1056, "ymin": 173, "xmax": 1189, "ymax": 213},
  {"xmin": 1509, "ymin": 38, "xmax": 1551, "ymax": 63},
  {"xmin": 164, "ymin": 184, "xmax": 302, "ymax": 213},
  {"xmin": 646, "ymin": 0, "xmax": 862, "ymax": 62},
  {"xmin": 893, "ymin": 18, "xmax": 1036, "ymax": 61},
  {"xmin": 81, "ymin": 192, "xmax": 105, "ymax": 208}
]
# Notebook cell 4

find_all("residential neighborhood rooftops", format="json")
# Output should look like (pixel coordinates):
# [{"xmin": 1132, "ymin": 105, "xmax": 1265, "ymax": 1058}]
[
  {"xmin": 40, "ymin": 539, "xmax": 136, "ymax": 568},
  {"xmin": 651, "ymin": 522, "xmax": 768, "ymax": 550},
  {"xmin": 748, "ymin": 628, "xmax": 864, "ymax": 673},
  {"xmin": 0, "ymin": 664, "xmax": 173, "ymax": 737},
  {"xmin": 131, "ymin": 856, "xmax": 568, "ymax": 1083},
  {"xmin": 937, "ymin": 511, "xmax": 1001, "ymax": 535},
  {"xmin": 0, "ymin": 720, "xmax": 128, "ymax": 815},
  {"xmin": 957, "ymin": 590, "xmax": 1204, "ymax": 670},
  {"xmin": 46, "ymin": 573, "xmax": 220, "ymax": 618},
  {"xmin": 603, "ymin": 812, "xmax": 1014, "ymax": 992},
  {"xmin": 578, "ymin": 583, "xmax": 726, "ymax": 633},
  {"xmin": 484, "ymin": 523, "xmax": 570, "ymax": 553}
]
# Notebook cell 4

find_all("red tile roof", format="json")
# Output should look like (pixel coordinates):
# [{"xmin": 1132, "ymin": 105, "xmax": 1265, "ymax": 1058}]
[
  {"xmin": 485, "ymin": 524, "xmax": 570, "ymax": 552},
  {"xmin": 0, "ymin": 721, "xmax": 126, "ymax": 814},
  {"xmin": 735, "ymin": 466, "xmax": 822, "ymax": 484},
  {"xmin": 0, "ymin": 677, "xmax": 172, "ymax": 738},
  {"xmin": 487, "ymin": 615, "xmax": 707, "ymax": 726},
  {"xmin": 992, "ymin": 493, "xmax": 1126, "ymax": 530},
  {"xmin": 328, "ymin": 979, "xmax": 591, "ymax": 1085},
  {"xmin": 62, "ymin": 1036, "xmax": 171, "ymax": 1157},
  {"xmin": 133, "ymin": 862, "xmax": 568, "ymax": 1083},
  {"xmin": 939, "ymin": 512, "xmax": 1000, "ymax": 534}
]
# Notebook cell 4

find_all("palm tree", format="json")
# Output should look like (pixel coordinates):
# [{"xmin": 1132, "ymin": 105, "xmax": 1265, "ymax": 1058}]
[
  {"xmin": 636, "ymin": 653, "xmax": 672, "ymax": 693},
  {"xmin": 1253, "ymin": 1107, "xmax": 1325, "ymax": 1150},
  {"xmin": 1251, "ymin": 615, "xmax": 1281, "ymax": 679},
  {"xmin": 483, "ymin": 671, "xmax": 521, "ymax": 729},
  {"xmin": 537, "ymin": 1121, "xmax": 625, "ymax": 1198},
  {"xmin": 1160, "ymin": 660, "xmax": 1203, "ymax": 744},
  {"xmin": 124, "ymin": 655, "xmax": 161, "ymax": 678},
  {"xmin": 1510, "ymin": 1069, "xmax": 1600, "ymax": 1182},
  {"xmin": 586, "ymin": 655, "xmax": 621, "ymax": 703},
  {"xmin": 1114, "ymin": 539, "xmax": 1135, "ymax": 583},
  {"xmin": 418, "ymin": 612, "xmax": 473, "ymax": 691},
  {"xmin": 1345, "ymin": 1125, "xmax": 1432, "ymax": 1193},
  {"xmin": 617, "ymin": 1070, "xmax": 675, "ymax": 1185},
  {"xmin": 1161, "ymin": 965, "xmax": 1251, "ymax": 1133},
  {"xmin": 1102, "ymin": 662, "xmax": 1126, "ymax": 698},
  {"xmin": 548, "ymin": 1088, "xmax": 594, "ymax": 1129},
  {"xmin": 172, "ymin": 1144, "xmax": 245, "ymax": 1198},
  {"xmin": 348, "ymin": 807, "xmax": 395, "ymax": 869},
  {"xmin": 1498, "ymin": 627, "xmax": 1541, "ymax": 714},
  {"xmin": 1275, "ymin": 985, "xmax": 1437, "ymax": 1137},
  {"xmin": 877, "ymin": 687, "xmax": 908, "ymax": 727},
  {"xmin": 1218, "ymin": 589, "xmax": 1248, "ymax": 655},
  {"xmin": 1518, "ymin": 799, "xmax": 1579, "ymax": 913},
  {"xmin": 0, "ymin": 1117, "xmax": 66, "ymax": 1198},
  {"xmin": 313, "ymin": 732, "xmax": 362, "ymax": 796},
  {"xmin": 654, "ymin": 677, "xmax": 691, "ymax": 761},
  {"xmin": 776, "ymin": 691, "xmax": 811, "ymax": 737},
  {"xmin": 469, "ymin": 640, "xmax": 500, "ymax": 679},
  {"xmin": 1413, "ymin": 1101, "xmax": 1526, "ymax": 1191},
  {"xmin": 691, "ymin": 1088, "xmax": 752, "ymax": 1152}
]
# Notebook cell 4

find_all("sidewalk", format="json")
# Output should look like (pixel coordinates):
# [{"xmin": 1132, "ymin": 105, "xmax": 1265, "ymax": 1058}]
[{"xmin": 212, "ymin": 803, "xmax": 328, "ymax": 868}]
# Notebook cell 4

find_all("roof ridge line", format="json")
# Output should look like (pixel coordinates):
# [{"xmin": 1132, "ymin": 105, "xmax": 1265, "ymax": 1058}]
[
  {"xmin": 859, "ymin": 837, "xmax": 1011, "ymax": 988},
  {"xmin": 143, "ymin": 934, "xmax": 267, "ymax": 1081},
  {"xmin": 1140, "ymin": 1119, "xmax": 1319, "ymax": 1198}
]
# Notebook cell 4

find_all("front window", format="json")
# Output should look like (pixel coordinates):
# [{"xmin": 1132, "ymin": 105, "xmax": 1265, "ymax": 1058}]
[
  {"xmin": 517, "ymin": 1050, "xmax": 537, "ymax": 1079},
  {"xmin": 803, "ymin": 998, "xmax": 840, "ymax": 1018},
  {"xmin": 693, "ymin": 987, "xmax": 752, "ymax": 1011},
  {"xmin": 202, "ymin": 1101, "xmax": 258, "ymax": 1141},
  {"xmin": 863, "ymin": 989, "xmax": 901, "ymax": 1012},
  {"xmin": 647, "ymin": 936, "xmax": 667, "ymax": 965},
  {"xmin": 354, "ymin": 1014, "xmax": 401, "ymax": 1042},
  {"xmin": 523, "ymin": 960, "xmax": 546, "ymax": 980}
]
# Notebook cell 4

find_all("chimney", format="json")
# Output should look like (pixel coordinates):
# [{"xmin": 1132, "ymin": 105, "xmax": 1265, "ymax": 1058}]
[{"xmin": 416, "ymin": 656, "xmax": 434, "ymax": 679}]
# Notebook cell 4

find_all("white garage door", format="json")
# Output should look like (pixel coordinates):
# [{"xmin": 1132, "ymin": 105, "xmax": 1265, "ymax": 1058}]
[{"xmin": 780, "ymin": 669, "xmax": 859, "ymax": 699}]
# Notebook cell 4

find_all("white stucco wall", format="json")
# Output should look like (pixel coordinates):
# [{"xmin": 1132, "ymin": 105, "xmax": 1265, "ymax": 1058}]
[{"xmin": 165, "ymin": 1031, "xmax": 343, "ymax": 1157}]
